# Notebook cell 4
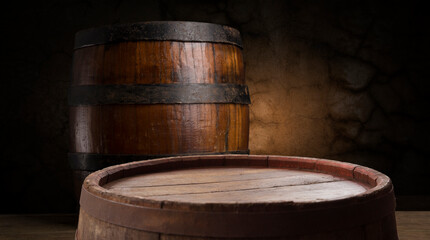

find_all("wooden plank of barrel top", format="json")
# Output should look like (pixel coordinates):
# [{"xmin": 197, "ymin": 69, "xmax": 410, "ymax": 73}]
[
  {"xmin": 76, "ymin": 155, "xmax": 398, "ymax": 240},
  {"xmin": 68, "ymin": 22, "xmax": 250, "ymax": 197}
]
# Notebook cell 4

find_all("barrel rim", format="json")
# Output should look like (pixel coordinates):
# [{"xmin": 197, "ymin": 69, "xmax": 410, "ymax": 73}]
[
  {"xmin": 74, "ymin": 21, "xmax": 243, "ymax": 49},
  {"xmin": 82, "ymin": 154, "xmax": 393, "ymax": 211},
  {"xmin": 79, "ymin": 155, "xmax": 396, "ymax": 238}
]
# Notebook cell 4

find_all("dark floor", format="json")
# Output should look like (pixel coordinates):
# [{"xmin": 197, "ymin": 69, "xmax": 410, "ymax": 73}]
[
  {"xmin": 0, "ymin": 212, "xmax": 429, "ymax": 239},
  {"xmin": 0, "ymin": 214, "xmax": 77, "ymax": 240}
]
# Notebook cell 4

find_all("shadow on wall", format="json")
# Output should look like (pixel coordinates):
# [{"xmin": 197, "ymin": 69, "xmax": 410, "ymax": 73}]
[{"xmin": 1, "ymin": 0, "xmax": 429, "ymax": 213}]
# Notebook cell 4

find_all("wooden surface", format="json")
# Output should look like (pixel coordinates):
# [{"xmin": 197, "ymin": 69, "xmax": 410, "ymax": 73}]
[
  {"xmin": 72, "ymin": 42, "xmax": 244, "ymax": 85},
  {"xmin": 0, "ymin": 214, "xmax": 77, "ymax": 240},
  {"xmin": 76, "ymin": 155, "xmax": 397, "ymax": 239},
  {"xmin": 70, "ymin": 39, "xmax": 250, "ymax": 198},
  {"xmin": 0, "ymin": 212, "xmax": 428, "ymax": 239},
  {"xmin": 70, "ymin": 104, "xmax": 249, "ymax": 155},
  {"xmin": 104, "ymin": 167, "xmax": 368, "ymax": 203},
  {"xmin": 70, "ymin": 41, "xmax": 249, "ymax": 156},
  {"xmin": 396, "ymin": 211, "xmax": 430, "ymax": 239}
]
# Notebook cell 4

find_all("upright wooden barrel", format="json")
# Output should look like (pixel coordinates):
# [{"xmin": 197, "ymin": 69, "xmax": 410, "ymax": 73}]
[
  {"xmin": 77, "ymin": 155, "xmax": 398, "ymax": 239},
  {"xmin": 69, "ymin": 22, "xmax": 250, "ymax": 195}
]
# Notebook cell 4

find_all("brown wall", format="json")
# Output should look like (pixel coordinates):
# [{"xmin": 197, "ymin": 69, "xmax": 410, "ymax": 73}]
[{"xmin": 1, "ymin": 0, "xmax": 429, "ymax": 213}]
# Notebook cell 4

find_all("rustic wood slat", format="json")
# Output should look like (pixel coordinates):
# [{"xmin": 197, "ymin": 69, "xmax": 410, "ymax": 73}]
[
  {"xmin": 2, "ymin": 211, "xmax": 427, "ymax": 240},
  {"xmin": 105, "ymin": 168, "xmax": 311, "ymax": 187},
  {"xmin": 69, "ymin": 22, "xmax": 250, "ymax": 197},
  {"xmin": 104, "ymin": 168, "xmax": 362, "ymax": 202},
  {"xmin": 70, "ymin": 61, "xmax": 249, "ymax": 152},
  {"xmin": 134, "ymin": 179, "xmax": 366, "ymax": 203},
  {"xmin": 77, "ymin": 210, "xmax": 158, "ymax": 240},
  {"xmin": 76, "ymin": 155, "xmax": 398, "ymax": 239}
]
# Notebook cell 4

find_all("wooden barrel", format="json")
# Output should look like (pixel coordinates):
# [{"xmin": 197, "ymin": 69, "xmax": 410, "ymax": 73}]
[
  {"xmin": 77, "ymin": 155, "xmax": 398, "ymax": 239},
  {"xmin": 69, "ymin": 22, "xmax": 250, "ymax": 196}
]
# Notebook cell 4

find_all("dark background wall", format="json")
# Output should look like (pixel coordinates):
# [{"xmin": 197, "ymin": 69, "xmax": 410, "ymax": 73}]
[{"xmin": 1, "ymin": 0, "xmax": 429, "ymax": 213}]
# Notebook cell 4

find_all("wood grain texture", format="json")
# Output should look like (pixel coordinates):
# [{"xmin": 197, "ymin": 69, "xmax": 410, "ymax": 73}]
[
  {"xmin": 76, "ymin": 155, "xmax": 398, "ymax": 239},
  {"xmin": 69, "ymin": 37, "xmax": 250, "ymax": 205},
  {"xmin": 70, "ymin": 104, "xmax": 248, "ymax": 154},
  {"xmin": 76, "ymin": 209, "xmax": 158, "ymax": 240},
  {"xmin": 75, "ymin": 208, "xmax": 391, "ymax": 240},
  {"xmin": 1, "ymin": 211, "xmax": 426, "ymax": 240},
  {"xmin": 70, "ymin": 41, "xmax": 248, "ymax": 156},
  {"xmin": 72, "ymin": 42, "xmax": 244, "ymax": 85},
  {"xmin": 396, "ymin": 211, "xmax": 430, "ymax": 240},
  {"xmin": 69, "ymin": 37, "xmax": 249, "ymax": 199},
  {"xmin": 104, "ymin": 167, "xmax": 367, "ymax": 203}
]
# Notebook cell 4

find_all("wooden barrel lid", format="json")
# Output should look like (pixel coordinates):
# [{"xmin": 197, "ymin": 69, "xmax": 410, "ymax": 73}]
[{"xmin": 80, "ymin": 155, "xmax": 395, "ymax": 238}]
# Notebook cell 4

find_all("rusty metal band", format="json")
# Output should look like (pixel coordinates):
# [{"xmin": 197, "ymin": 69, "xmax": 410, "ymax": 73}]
[
  {"xmin": 69, "ymin": 150, "xmax": 250, "ymax": 171},
  {"xmin": 68, "ymin": 83, "xmax": 250, "ymax": 106},
  {"xmin": 80, "ymin": 187, "xmax": 396, "ymax": 238},
  {"xmin": 75, "ymin": 21, "xmax": 242, "ymax": 49}
]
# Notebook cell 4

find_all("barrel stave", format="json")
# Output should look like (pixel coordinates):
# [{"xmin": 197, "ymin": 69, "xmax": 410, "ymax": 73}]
[
  {"xmin": 76, "ymin": 155, "xmax": 398, "ymax": 240},
  {"xmin": 72, "ymin": 42, "xmax": 244, "ymax": 85},
  {"xmin": 69, "ymin": 22, "xmax": 250, "ymax": 198}
]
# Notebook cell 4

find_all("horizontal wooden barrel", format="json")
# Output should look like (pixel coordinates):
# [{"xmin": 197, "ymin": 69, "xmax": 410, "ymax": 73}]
[
  {"xmin": 69, "ymin": 22, "xmax": 250, "ymax": 196},
  {"xmin": 77, "ymin": 155, "xmax": 398, "ymax": 239}
]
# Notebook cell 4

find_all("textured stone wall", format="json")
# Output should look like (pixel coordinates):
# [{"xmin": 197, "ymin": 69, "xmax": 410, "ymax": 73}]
[{"xmin": 2, "ymin": 0, "xmax": 429, "ymax": 212}]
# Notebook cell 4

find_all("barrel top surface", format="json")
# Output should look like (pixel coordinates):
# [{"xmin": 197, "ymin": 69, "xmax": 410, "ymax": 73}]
[
  {"xmin": 75, "ymin": 21, "xmax": 243, "ymax": 49},
  {"xmin": 79, "ymin": 155, "xmax": 395, "ymax": 238},
  {"xmin": 104, "ymin": 167, "xmax": 368, "ymax": 203},
  {"xmin": 82, "ymin": 155, "xmax": 392, "ymax": 211}
]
